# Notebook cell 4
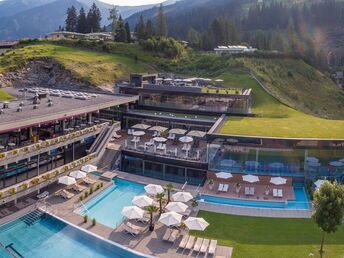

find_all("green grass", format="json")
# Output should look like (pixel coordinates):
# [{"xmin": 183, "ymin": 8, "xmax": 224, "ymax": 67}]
[
  {"xmin": 0, "ymin": 89, "xmax": 14, "ymax": 101},
  {"xmin": 0, "ymin": 42, "xmax": 151, "ymax": 87},
  {"xmin": 192, "ymin": 211, "xmax": 344, "ymax": 258},
  {"xmin": 218, "ymin": 72, "xmax": 344, "ymax": 138}
]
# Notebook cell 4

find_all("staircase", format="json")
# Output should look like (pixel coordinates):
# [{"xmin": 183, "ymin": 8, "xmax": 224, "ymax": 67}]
[
  {"xmin": 97, "ymin": 148, "xmax": 121, "ymax": 171},
  {"xmin": 20, "ymin": 210, "xmax": 44, "ymax": 226}
]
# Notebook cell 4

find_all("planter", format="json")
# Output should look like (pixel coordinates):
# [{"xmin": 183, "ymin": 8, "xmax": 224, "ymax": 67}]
[{"xmin": 149, "ymin": 225, "xmax": 155, "ymax": 232}]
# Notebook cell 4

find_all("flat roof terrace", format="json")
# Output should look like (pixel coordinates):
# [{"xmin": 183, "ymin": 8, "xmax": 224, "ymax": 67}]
[{"xmin": 0, "ymin": 87, "xmax": 138, "ymax": 133}]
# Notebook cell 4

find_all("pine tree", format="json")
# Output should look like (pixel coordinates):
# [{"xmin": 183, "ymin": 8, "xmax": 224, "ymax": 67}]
[
  {"xmin": 135, "ymin": 15, "xmax": 146, "ymax": 40},
  {"xmin": 77, "ymin": 7, "xmax": 87, "ymax": 33},
  {"xmin": 87, "ymin": 3, "xmax": 102, "ymax": 33},
  {"xmin": 108, "ymin": 6, "xmax": 118, "ymax": 40},
  {"xmin": 124, "ymin": 22, "xmax": 131, "ymax": 43},
  {"xmin": 156, "ymin": 4, "xmax": 167, "ymax": 37},
  {"xmin": 145, "ymin": 20, "xmax": 154, "ymax": 38},
  {"xmin": 65, "ymin": 6, "xmax": 77, "ymax": 32},
  {"xmin": 115, "ymin": 16, "xmax": 127, "ymax": 42}
]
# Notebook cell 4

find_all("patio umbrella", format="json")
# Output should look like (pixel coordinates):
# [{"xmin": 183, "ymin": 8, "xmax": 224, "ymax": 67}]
[
  {"xmin": 81, "ymin": 164, "xmax": 97, "ymax": 173},
  {"xmin": 165, "ymin": 202, "xmax": 188, "ymax": 213},
  {"xmin": 159, "ymin": 211, "xmax": 182, "ymax": 227},
  {"xmin": 184, "ymin": 217, "xmax": 209, "ymax": 231},
  {"xmin": 153, "ymin": 137, "xmax": 167, "ymax": 143},
  {"xmin": 132, "ymin": 131, "xmax": 145, "ymax": 137},
  {"xmin": 306, "ymin": 157, "xmax": 319, "ymax": 163},
  {"xmin": 169, "ymin": 128, "xmax": 187, "ymax": 135},
  {"xmin": 270, "ymin": 176, "xmax": 287, "ymax": 185},
  {"xmin": 172, "ymin": 192, "xmax": 193, "ymax": 203},
  {"xmin": 132, "ymin": 123, "xmax": 151, "ymax": 130},
  {"xmin": 314, "ymin": 179, "xmax": 328, "ymax": 189},
  {"xmin": 187, "ymin": 130, "xmax": 206, "ymax": 138},
  {"xmin": 329, "ymin": 161, "xmax": 344, "ymax": 167},
  {"xmin": 132, "ymin": 195, "xmax": 154, "ymax": 208},
  {"xmin": 149, "ymin": 126, "xmax": 168, "ymax": 132},
  {"xmin": 221, "ymin": 159, "xmax": 236, "ymax": 167},
  {"xmin": 69, "ymin": 170, "xmax": 87, "ymax": 179},
  {"xmin": 179, "ymin": 136, "xmax": 193, "ymax": 143},
  {"xmin": 242, "ymin": 174, "xmax": 259, "ymax": 183},
  {"xmin": 216, "ymin": 172, "xmax": 233, "ymax": 179},
  {"xmin": 269, "ymin": 162, "xmax": 284, "ymax": 169},
  {"xmin": 121, "ymin": 206, "xmax": 144, "ymax": 220},
  {"xmin": 144, "ymin": 184, "xmax": 164, "ymax": 195},
  {"xmin": 58, "ymin": 176, "xmax": 76, "ymax": 186}
]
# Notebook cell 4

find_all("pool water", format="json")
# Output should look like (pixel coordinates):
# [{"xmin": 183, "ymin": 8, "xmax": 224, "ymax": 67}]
[
  {"xmin": 80, "ymin": 178, "xmax": 145, "ymax": 228},
  {"xmin": 198, "ymin": 186, "xmax": 310, "ymax": 210},
  {"xmin": 0, "ymin": 214, "xmax": 148, "ymax": 258}
]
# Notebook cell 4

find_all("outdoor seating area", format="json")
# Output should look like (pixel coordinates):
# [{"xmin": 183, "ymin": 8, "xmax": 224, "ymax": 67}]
[{"xmin": 204, "ymin": 172, "xmax": 294, "ymax": 201}]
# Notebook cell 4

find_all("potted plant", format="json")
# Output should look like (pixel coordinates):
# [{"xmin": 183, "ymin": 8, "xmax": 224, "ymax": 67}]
[
  {"xmin": 8, "ymin": 188, "xmax": 16, "ymax": 195},
  {"xmin": 208, "ymin": 179, "xmax": 214, "ymax": 190},
  {"xmin": 235, "ymin": 182, "xmax": 241, "ymax": 194},
  {"xmin": 20, "ymin": 183, "xmax": 28, "ymax": 190},
  {"xmin": 83, "ymin": 215, "xmax": 88, "ymax": 223},
  {"xmin": 156, "ymin": 192, "xmax": 165, "ymax": 216},
  {"xmin": 145, "ymin": 205, "xmax": 159, "ymax": 231},
  {"xmin": 92, "ymin": 218, "xmax": 96, "ymax": 226},
  {"xmin": 165, "ymin": 183, "xmax": 174, "ymax": 204},
  {"xmin": 31, "ymin": 178, "xmax": 39, "ymax": 185},
  {"xmin": 191, "ymin": 199, "xmax": 198, "ymax": 211}
]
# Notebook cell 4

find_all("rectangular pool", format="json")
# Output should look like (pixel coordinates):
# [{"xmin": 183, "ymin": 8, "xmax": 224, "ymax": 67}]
[
  {"xmin": 198, "ymin": 186, "xmax": 310, "ymax": 210},
  {"xmin": 0, "ymin": 213, "xmax": 149, "ymax": 258},
  {"xmin": 79, "ymin": 178, "xmax": 145, "ymax": 228}
]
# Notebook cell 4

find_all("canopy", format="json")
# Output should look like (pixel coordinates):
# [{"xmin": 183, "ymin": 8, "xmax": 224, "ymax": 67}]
[
  {"xmin": 270, "ymin": 176, "xmax": 287, "ymax": 185},
  {"xmin": 269, "ymin": 162, "xmax": 284, "ymax": 169},
  {"xmin": 179, "ymin": 136, "xmax": 193, "ymax": 143},
  {"xmin": 169, "ymin": 128, "xmax": 187, "ymax": 135},
  {"xmin": 69, "ymin": 170, "xmax": 87, "ymax": 179},
  {"xmin": 131, "ymin": 123, "xmax": 151, "ymax": 130},
  {"xmin": 215, "ymin": 172, "xmax": 233, "ymax": 179},
  {"xmin": 172, "ymin": 192, "xmax": 193, "ymax": 203},
  {"xmin": 314, "ymin": 179, "xmax": 328, "ymax": 189},
  {"xmin": 184, "ymin": 217, "xmax": 209, "ymax": 231},
  {"xmin": 187, "ymin": 130, "xmax": 206, "ymax": 138},
  {"xmin": 149, "ymin": 126, "xmax": 168, "ymax": 132},
  {"xmin": 153, "ymin": 137, "xmax": 167, "ymax": 143},
  {"xmin": 81, "ymin": 164, "xmax": 97, "ymax": 173},
  {"xmin": 165, "ymin": 202, "xmax": 188, "ymax": 213},
  {"xmin": 242, "ymin": 174, "xmax": 259, "ymax": 183},
  {"xmin": 121, "ymin": 206, "xmax": 144, "ymax": 219},
  {"xmin": 329, "ymin": 161, "xmax": 344, "ymax": 167},
  {"xmin": 132, "ymin": 131, "xmax": 145, "ymax": 137},
  {"xmin": 58, "ymin": 176, "xmax": 76, "ymax": 186},
  {"xmin": 132, "ymin": 195, "xmax": 154, "ymax": 208},
  {"xmin": 159, "ymin": 211, "xmax": 182, "ymax": 226},
  {"xmin": 144, "ymin": 184, "xmax": 164, "ymax": 195}
]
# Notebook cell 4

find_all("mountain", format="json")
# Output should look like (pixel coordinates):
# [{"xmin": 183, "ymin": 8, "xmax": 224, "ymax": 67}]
[{"xmin": 0, "ymin": 0, "xmax": 55, "ymax": 17}]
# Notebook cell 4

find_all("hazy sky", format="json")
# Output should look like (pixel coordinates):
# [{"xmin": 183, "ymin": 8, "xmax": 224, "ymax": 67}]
[{"xmin": 100, "ymin": 0, "xmax": 165, "ymax": 6}]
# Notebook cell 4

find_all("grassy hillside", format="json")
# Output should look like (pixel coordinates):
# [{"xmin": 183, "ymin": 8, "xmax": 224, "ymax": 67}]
[
  {"xmin": 0, "ymin": 89, "xmax": 14, "ymax": 101},
  {"xmin": 0, "ymin": 42, "xmax": 151, "ymax": 87}
]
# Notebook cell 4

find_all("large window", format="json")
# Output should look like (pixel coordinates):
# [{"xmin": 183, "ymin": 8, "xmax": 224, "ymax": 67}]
[
  {"xmin": 121, "ymin": 155, "xmax": 143, "ymax": 175},
  {"xmin": 144, "ymin": 161, "xmax": 163, "ymax": 180},
  {"xmin": 165, "ymin": 165, "xmax": 185, "ymax": 183}
]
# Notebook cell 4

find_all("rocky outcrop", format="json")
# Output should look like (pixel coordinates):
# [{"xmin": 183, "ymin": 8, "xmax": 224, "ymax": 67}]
[{"xmin": 0, "ymin": 58, "xmax": 106, "ymax": 92}]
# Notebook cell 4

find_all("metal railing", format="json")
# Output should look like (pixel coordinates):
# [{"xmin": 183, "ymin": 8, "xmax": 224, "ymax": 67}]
[{"xmin": 0, "ymin": 242, "xmax": 17, "ymax": 258}]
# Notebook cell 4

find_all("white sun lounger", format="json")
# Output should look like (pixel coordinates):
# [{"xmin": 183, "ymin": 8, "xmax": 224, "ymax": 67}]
[
  {"xmin": 193, "ymin": 238, "xmax": 203, "ymax": 252},
  {"xmin": 200, "ymin": 238, "xmax": 210, "ymax": 253},
  {"xmin": 222, "ymin": 184, "xmax": 229, "ymax": 192},
  {"xmin": 185, "ymin": 236, "xmax": 195, "ymax": 250},
  {"xmin": 163, "ymin": 228, "xmax": 172, "ymax": 241},
  {"xmin": 178, "ymin": 235, "xmax": 189, "ymax": 249},
  {"xmin": 168, "ymin": 229, "xmax": 179, "ymax": 242},
  {"xmin": 245, "ymin": 187, "xmax": 250, "ymax": 196},
  {"xmin": 249, "ymin": 187, "xmax": 255, "ymax": 196},
  {"xmin": 273, "ymin": 189, "xmax": 278, "ymax": 197},
  {"xmin": 37, "ymin": 191, "xmax": 49, "ymax": 199},
  {"xmin": 218, "ymin": 184, "xmax": 224, "ymax": 192},
  {"xmin": 208, "ymin": 239, "xmax": 218, "ymax": 255},
  {"xmin": 278, "ymin": 189, "xmax": 283, "ymax": 197},
  {"xmin": 124, "ymin": 224, "xmax": 140, "ymax": 236}
]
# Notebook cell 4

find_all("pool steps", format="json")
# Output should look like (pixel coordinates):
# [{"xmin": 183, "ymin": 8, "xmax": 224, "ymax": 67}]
[{"xmin": 20, "ymin": 210, "xmax": 44, "ymax": 226}]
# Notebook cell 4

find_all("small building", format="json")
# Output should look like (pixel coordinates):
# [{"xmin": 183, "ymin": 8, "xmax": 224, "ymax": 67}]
[
  {"xmin": 214, "ymin": 45, "xmax": 257, "ymax": 56},
  {"xmin": 0, "ymin": 41, "xmax": 19, "ymax": 54},
  {"xmin": 46, "ymin": 31, "xmax": 112, "ymax": 41}
]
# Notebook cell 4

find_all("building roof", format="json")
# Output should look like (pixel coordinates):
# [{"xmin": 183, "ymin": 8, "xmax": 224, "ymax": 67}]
[{"xmin": 0, "ymin": 87, "xmax": 138, "ymax": 133}]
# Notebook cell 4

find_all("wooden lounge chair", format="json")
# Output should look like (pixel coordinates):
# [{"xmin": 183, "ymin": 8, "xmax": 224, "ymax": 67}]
[
  {"xmin": 208, "ymin": 239, "xmax": 218, "ymax": 255},
  {"xmin": 168, "ymin": 229, "xmax": 179, "ymax": 242},
  {"xmin": 193, "ymin": 238, "xmax": 204, "ymax": 252},
  {"xmin": 83, "ymin": 177, "xmax": 96, "ymax": 185},
  {"xmin": 37, "ymin": 191, "xmax": 49, "ymax": 199},
  {"xmin": 71, "ymin": 183, "xmax": 86, "ymax": 192},
  {"xmin": 125, "ymin": 222, "xmax": 146, "ymax": 234},
  {"xmin": 124, "ymin": 224, "xmax": 140, "ymax": 236},
  {"xmin": 163, "ymin": 228, "xmax": 172, "ymax": 241},
  {"xmin": 178, "ymin": 234, "xmax": 189, "ymax": 249},
  {"xmin": 185, "ymin": 236, "xmax": 195, "ymax": 250},
  {"xmin": 56, "ymin": 189, "xmax": 74, "ymax": 199},
  {"xmin": 200, "ymin": 238, "xmax": 210, "ymax": 253}
]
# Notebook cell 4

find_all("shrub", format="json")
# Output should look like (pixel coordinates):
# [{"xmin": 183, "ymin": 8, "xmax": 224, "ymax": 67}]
[
  {"xmin": 100, "ymin": 182, "xmax": 104, "ymax": 187},
  {"xmin": 0, "ymin": 192, "xmax": 3, "ymax": 198},
  {"xmin": 31, "ymin": 178, "xmax": 40, "ymax": 185},
  {"xmin": 140, "ymin": 37, "xmax": 185, "ymax": 58},
  {"xmin": 42, "ymin": 174, "xmax": 50, "ymax": 181},
  {"xmin": 79, "ymin": 195, "xmax": 84, "ymax": 201},
  {"xmin": 83, "ymin": 215, "xmax": 88, "ymax": 223},
  {"xmin": 92, "ymin": 218, "xmax": 96, "ymax": 226},
  {"xmin": 89, "ymin": 187, "xmax": 93, "ymax": 195},
  {"xmin": 20, "ymin": 183, "xmax": 28, "ymax": 190},
  {"xmin": 8, "ymin": 188, "xmax": 16, "ymax": 195},
  {"xmin": 84, "ymin": 192, "xmax": 89, "ymax": 198}
]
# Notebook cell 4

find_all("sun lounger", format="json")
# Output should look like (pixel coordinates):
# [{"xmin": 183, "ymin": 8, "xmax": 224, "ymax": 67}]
[
  {"xmin": 178, "ymin": 235, "xmax": 189, "ymax": 249},
  {"xmin": 180, "ymin": 208, "xmax": 192, "ymax": 217},
  {"xmin": 37, "ymin": 191, "xmax": 49, "ymax": 199},
  {"xmin": 245, "ymin": 187, "xmax": 250, "ymax": 196},
  {"xmin": 126, "ymin": 222, "xmax": 146, "ymax": 233},
  {"xmin": 71, "ymin": 183, "xmax": 86, "ymax": 192},
  {"xmin": 278, "ymin": 189, "xmax": 283, "ymax": 197},
  {"xmin": 136, "ymin": 215, "xmax": 150, "ymax": 224},
  {"xmin": 218, "ymin": 184, "xmax": 224, "ymax": 192},
  {"xmin": 83, "ymin": 177, "xmax": 96, "ymax": 185},
  {"xmin": 273, "ymin": 188, "xmax": 278, "ymax": 198},
  {"xmin": 168, "ymin": 229, "xmax": 179, "ymax": 242},
  {"xmin": 56, "ymin": 189, "xmax": 74, "ymax": 199},
  {"xmin": 185, "ymin": 236, "xmax": 195, "ymax": 250},
  {"xmin": 124, "ymin": 224, "xmax": 140, "ymax": 236},
  {"xmin": 222, "ymin": 184, "xmax": 229, "ymax": 192},
  {"xmin": 208, "ymin": 239, "xmax": 217, "ymax": 255},
  {"xmin": 200, "ymin": 238, "xmax": 210, "ymax": 253},
  {"xmin": 163, "ymin": 228, "xmax": 172, "ymax": 241},
  {"xmin": 168, "ymin": 133, "xmax": 175, "ymax": 140},
  {"xmin": 249, "ymin": 187, "xmax": 255, "ymax": 196},
  {"xmin": 193, "ymin": 238, "xmax": 204, "ymax": 252}
]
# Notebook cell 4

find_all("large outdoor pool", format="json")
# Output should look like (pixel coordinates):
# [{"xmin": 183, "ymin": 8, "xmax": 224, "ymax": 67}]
[
  {"xmin": 79, "ymin": 178, "xmax": 145, "ymax": 228},
  {"xmin": 0, "ymin": 214, "xmax": 149, "ymax": 258},
  {"xmin": 198, "ymin": 186, "xmax": 310, "ymax": 210}
]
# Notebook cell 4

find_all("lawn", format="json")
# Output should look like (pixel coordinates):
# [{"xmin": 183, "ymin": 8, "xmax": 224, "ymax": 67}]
[
  {"xmin": 0, "ymin": 89, "xmax": 14, "ymax": 101},
  {"xmin": 0, "ymin": 42, "xmax": 151, "ymax": 87},
  {"xmin": 192, "ymin": 211, "xmax": 344, "ymax": 258},
  {"xmin": 218, "ymin": 72, "xmax": 344, "ymax": 138}
]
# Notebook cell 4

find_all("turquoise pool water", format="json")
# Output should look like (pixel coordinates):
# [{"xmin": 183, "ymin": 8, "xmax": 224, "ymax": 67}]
[
  {"xmin": 80, "ymin": 178, "xmax": 145, "ymax": 228},
  {"xmin": 198, "ymin": 186, "xmax": 310, "ymax": 210},
  {"xmin": 0, "ymin": 214, "xmax": 148, "ymax": 258}
]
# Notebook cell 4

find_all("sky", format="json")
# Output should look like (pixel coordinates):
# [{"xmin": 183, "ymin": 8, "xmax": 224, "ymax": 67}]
[{"xmin": 100, "ymin": 0, "xmax": 165, "ymax": 6}]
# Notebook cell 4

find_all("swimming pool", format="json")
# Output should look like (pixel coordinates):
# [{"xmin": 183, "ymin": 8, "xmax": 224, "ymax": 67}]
[
  {"xmin": 79, "ymin": 178, "xmax": 145, "ymax": 228},
  {"xmin": 0, "ymin": 213, "xmax": 150, "ymax": 258},
  {"xmin": 198, "ymin": 186, "xmax": 310, "ymax": 210}
]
